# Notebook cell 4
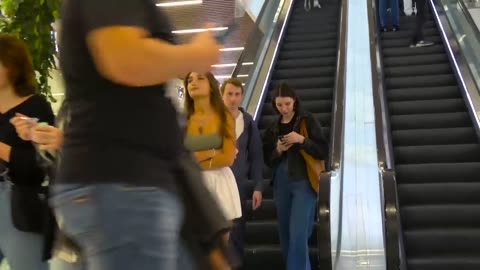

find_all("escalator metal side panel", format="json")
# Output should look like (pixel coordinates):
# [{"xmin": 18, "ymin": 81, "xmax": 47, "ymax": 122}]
[
  {"xmin": 429, "ymin": 0, "xmax": 480, "ymax": 138},
  {"xmin": 335, "ymin": 0, "xmax": 386, "ymax": 269},
  {"xmin": 244, "ymin": 0, "xmax": 294, "ymax": 119}
]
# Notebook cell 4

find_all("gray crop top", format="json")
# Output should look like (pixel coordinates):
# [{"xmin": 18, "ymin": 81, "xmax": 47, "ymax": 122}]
[{"xmin": 184, "ymin": 133, "xmax": 223, "ymax": 152}]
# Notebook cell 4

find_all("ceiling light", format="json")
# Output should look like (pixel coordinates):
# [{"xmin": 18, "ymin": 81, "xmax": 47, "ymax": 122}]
[
  {"xmin": 211, "ymin": 62, "xmax": 254, "ymax": 68},
  {"xmin": 219, "ymin": 47, "xmax": 244, "ymax": 52},
  {"xmin": 156, "ymin": 0, "xmax": 202, "ymax": 7},
  {"xmin": 172, "ymin": 27, "xmax": 227, "ymax": 34}
]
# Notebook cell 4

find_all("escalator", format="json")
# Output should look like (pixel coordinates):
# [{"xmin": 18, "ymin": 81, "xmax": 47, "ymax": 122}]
[
  {"xmin": 242, "ymin": 0, "xmax": 340, "ymax": 269},
  {"xmin": 379, "ymin": 7, "xmax": 480, "ymax": 270}
]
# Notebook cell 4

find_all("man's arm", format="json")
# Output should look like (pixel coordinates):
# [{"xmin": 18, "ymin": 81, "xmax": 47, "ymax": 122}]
[
  {"xmin": 80, "ymin": 0, "xmax": 220, "ymax": 87},
  {"xmin": 87, "ymin": 27, "xmax": 219, "ymax": 87}
]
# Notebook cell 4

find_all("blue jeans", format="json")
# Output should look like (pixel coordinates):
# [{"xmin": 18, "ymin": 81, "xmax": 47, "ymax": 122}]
[
  {"xmin": 273, "ymin": 161, "xmax": 316, "ymax": 270},
  {"xmin": 379, "ymin": 0, "xmax": 400, "ymax": 27},
  {"xmin": 50, "ymin": 184, "xmax": 184, "ymax": 270},
  {"xmin": 0, "ymin": 182, "xmax": 48, "ymax": 270}
]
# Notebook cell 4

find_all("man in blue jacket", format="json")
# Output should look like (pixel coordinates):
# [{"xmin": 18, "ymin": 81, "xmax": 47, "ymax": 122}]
[{"xmin": 221, "ymin": 78, "xmax": 264, "ymax": 264}]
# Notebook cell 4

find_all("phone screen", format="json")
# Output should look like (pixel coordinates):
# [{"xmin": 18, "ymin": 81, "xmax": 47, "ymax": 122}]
[{"xmin": 20, "ymin": 117, "xmax": 39, "ymax": 124}]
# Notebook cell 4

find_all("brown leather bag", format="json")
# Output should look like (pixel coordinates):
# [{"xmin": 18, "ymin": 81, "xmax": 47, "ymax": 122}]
[{"xmin": 299, "ymin": 119, "xmax": 326, "ymax": 193}]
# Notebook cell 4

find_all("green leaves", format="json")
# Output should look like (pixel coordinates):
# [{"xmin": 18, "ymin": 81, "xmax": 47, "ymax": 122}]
[{"xmin": 0, "ymin": 0, "xmax": 61, "ymax": 102}]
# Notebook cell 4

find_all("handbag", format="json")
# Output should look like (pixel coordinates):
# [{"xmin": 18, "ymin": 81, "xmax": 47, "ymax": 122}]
[
  {"xmin": 299, "ymin": 119, "xmax": 326, "ymax": 193},
  {"xmin": 0, "ymin": 159, "xmax": 51, "ymax": 234}
]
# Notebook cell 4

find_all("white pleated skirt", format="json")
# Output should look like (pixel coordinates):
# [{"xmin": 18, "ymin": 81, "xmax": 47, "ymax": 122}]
[{"xmin": 202, "ymin": 167, "xmax": 242, "ymax": 220}]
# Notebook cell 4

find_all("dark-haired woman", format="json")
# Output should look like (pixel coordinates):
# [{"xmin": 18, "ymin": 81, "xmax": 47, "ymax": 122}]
[
  {"xmin": 184, "ymin": 72, "xmax": 242, "ymax": 224},
  {"xmin": 262, "ymin": 83, "xmax": 329, "ymax": 270},
  {"xmin": 0, "ymin": 34, "xmax": 54, "ymax": 270}
]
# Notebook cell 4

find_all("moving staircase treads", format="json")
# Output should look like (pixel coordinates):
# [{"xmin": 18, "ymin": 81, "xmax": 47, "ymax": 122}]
[{"xmin": 380, "ymin": 12, "xmax": 480, "ymax": 269}]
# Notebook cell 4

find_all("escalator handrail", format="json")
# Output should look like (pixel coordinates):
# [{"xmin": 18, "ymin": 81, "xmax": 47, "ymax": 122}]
[
  {"xmin": 317, "ymin": 0, "xmax": 348, "ymax": 269},
  {"xmin": 368, "ymin": 0, "xmax": 406, "ymax": 269},
  {"xmin": 231, "ymin": 0, "xmax": 270, "ymax": 78}
]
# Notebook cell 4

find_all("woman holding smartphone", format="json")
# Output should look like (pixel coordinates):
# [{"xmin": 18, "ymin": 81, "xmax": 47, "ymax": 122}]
[
  {"xmin": 0, "ymin": 34, "xmax": 55, "ymax": 270},
  {"xmin": 262, "ymin": 83, "xmax": 329, "ymax": 270}
]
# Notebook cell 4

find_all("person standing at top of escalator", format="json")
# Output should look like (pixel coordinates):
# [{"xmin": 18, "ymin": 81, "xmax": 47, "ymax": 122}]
[
  {"xmin": 262, "ymin": 83, "xmax": 329, "ymax": 270},
  {"xmin": 410, "ymin": 0, "xmax": 434, "ymax": 47},
  {"xmin": 379, "ymin": 0, "xmax": 400, "ymax": 32}
]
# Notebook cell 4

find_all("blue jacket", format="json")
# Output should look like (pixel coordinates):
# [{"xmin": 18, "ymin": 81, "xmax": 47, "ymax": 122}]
[{"xmin": 230, "ymin": 108, "xmax": 264, "ymax": 192}]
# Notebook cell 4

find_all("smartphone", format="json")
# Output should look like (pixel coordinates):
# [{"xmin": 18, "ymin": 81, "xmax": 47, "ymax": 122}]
[
  {"xmin": 19, "ymin": 117, "xmax": 39, "ymax": 124},
  {"xmin": 214, "ymin": 21, "xmax": 239, "ymax": 43}
]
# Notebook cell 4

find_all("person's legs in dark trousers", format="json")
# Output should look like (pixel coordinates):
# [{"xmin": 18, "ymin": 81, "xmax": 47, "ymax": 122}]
[
  {"xmin": 273, "ymin": 161, "xmax": 292, "ymax": 259},
  {"xmin": 379, "ymin": 0, "xmax": 388, "ymax": 30},
  {"xmin": 391, "ymin": 0, "xmax": 400, "ymax": 30},
  {"xmin": 286, "ymin": 180, "xmax": 317, "ymax": 270},
  {"xmin": 411, "ymin": 0, "xmax": 433, "ymax": 46},
  {"xmin": 230, "ymin": 181, "xmax": 248, "ymax": 265}
]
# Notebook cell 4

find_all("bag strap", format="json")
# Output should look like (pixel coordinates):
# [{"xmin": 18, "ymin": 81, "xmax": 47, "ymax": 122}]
[{"xmin": 300, "ymin": 119, "xmax": 309, "ymax": 139}]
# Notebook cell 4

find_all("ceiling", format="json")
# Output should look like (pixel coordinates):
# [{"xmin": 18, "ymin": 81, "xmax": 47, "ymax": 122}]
[{"xmin": 157, "ymin": 0, "xmax": 256, "ymax": 82}]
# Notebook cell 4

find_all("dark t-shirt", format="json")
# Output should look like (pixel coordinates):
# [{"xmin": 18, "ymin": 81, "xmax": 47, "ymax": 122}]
[
  {"xmin": 57, "ymin": 0, "xmax": 182, "ymax": 189},
  {"xmin": 0, "ymin": 95, "xmax": 55, "ymax": 186}
]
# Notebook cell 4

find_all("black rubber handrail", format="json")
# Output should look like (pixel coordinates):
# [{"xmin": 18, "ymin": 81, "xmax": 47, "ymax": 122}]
[
  {"xmin": 368, "ymin": 0, "xmax": 406, "ymax": 269},
  {"xmin": 317, "ymin": 0, "xmax": 348, "ymax": 269}
]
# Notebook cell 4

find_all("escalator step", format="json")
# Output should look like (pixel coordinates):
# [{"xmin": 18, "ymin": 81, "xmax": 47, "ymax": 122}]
[
  {"xmin": 398, "ymin": 182, "xmax": 480, "ymax": 205},
  {"xmin": 401, "ymin": 204, "xmax": 480, "ymax": 229},
  {"xmin": 391, "ymin": 127, "xmax": 477, "ymax": 146},
  {"xmin": 387, "ymin": 86, "xmax": 460, "ymax": 101},
  {"xmin": 389, "ymin": 98, "xmax": 466, "ymax": 115},
  {"xmin": 384, "ymin": 63, "xmax": 452, "ymax": 77},
  {"xmin": 270, "ymin": 77, "xmax": 335, "ymax": 88},
  {"xmin": 273, "ymin": 66, "xmax": 335, "ymax": 79},
  {"xmin": 395, "ymin": 163, "xmax": 480, "ymax": 184},
  {"xmin": 404, "ymin": 229, "xmax": 480, "ymax": 257},
  {"xmin": 383, "ymin": 53, "xmax": 448, "ymax": 67},
  {"xmin": 383, "ymin": 44, "xmax": 445, "ymax": 57},
  {"xmin": 394, "ymin": 144, "xmax": 480, "ymax": 164},
  {"xmin": 408, "ymin": 256, "xmax": 480, "ymax": 270},
  {"xmin": 390, "ymin": 112, "xmax": 471, "ymax": 130}
]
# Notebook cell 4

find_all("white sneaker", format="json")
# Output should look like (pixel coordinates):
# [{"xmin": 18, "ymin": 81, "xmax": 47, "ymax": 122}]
[{"xmin": 314, "ymin": 0, "xmax": 322, "ymax": 8}]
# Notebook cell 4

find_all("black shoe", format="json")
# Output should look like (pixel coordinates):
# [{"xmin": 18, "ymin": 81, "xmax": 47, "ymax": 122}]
[
  {"xmin": 381, "ymin": 27, "xmax": 388, "ymax": 32},
  {"xmin": 392, "ymin": 25, "xmax": 399, "ymax": 32}
]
